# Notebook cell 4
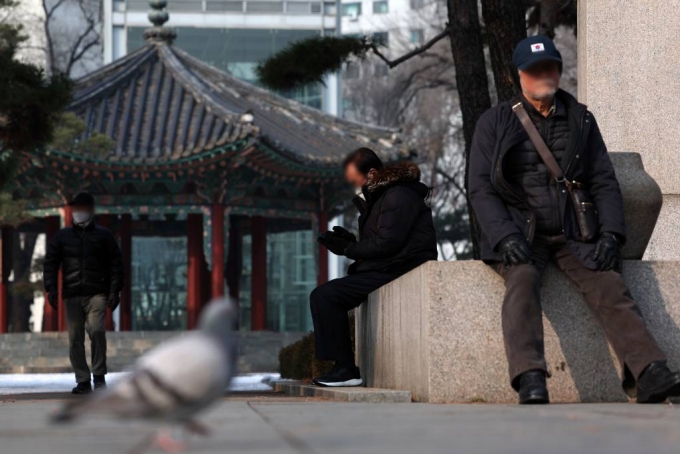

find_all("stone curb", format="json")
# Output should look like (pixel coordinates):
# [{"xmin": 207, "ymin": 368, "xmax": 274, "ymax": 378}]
[{"xmin": 273, "ymin": 381, "xmax": 412, "ymax": 403}]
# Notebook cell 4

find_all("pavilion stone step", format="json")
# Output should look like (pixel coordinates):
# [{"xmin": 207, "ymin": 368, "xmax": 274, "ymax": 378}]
[{"xmin": 0, "ymin": 331, "xmax": 304, "ymax": 374}]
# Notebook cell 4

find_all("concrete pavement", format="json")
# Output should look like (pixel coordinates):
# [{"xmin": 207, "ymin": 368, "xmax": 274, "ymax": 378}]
[{"xmin": 1, "ymin": 393, "xmax": 680, "ymax": 454}]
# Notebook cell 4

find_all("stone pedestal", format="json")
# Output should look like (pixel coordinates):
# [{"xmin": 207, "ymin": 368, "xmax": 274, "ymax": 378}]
[
  {"xmin": 357, "ymin": 261, "xmax": 680, "ymax": 403},
  {"xmin": 579, "ymin": 1, "xmax": 680, "ymax": 260}
]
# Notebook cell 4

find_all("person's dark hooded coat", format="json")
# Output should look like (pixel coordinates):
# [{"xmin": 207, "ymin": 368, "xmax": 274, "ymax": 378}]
[
  {"xmin": 345, "ymin": 161, "xmax": 438, "ymax": 274},
  {"xmin": 44, "ymin": 222, "xmax": 124, "ymax": 299},
  {"xmin": 468, "ymin": 89, "xmax": 626, "ymax": 269}
]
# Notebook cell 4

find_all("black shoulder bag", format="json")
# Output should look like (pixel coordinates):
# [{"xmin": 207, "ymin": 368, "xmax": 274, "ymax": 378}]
[{"xmin": 512, "ymin": 101, "xmax": 599, "ymax": 242}]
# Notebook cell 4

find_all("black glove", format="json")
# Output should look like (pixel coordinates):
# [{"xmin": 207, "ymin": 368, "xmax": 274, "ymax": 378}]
[
  {"xmin": 47, "ymin": 291, "xmax": 58, "ymax": 310},
  {"xmin": 593, "ymin": 232, "xmax": 621, "ymax": 272},
  {"xmin": 330, "ymin": 226, "xmax": 356, "ymax": 242},
  {"xmin": 317, "ymin": 233, "xmax": 352, "ymax": 256},
  {"xmin": 498, "ymin": 233, "xmax": 532, "ymax": 267},
  {"xmin": 107, "ymin": 293, "xmax": 121, "ymax": 311}
]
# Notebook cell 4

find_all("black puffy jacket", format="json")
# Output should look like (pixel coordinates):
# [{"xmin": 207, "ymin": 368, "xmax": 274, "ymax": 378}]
[
  {"xmin": 44, "ymin": 222, "xmax": 124, "ymax": 299},
  {"xmin": 505, "ymin": 96, "xmax": 571, "ymax": 235},
  {"xmin": 346, "ymin": 161, "xmax": 438, "ymax": 275},
  {"xmin": 468, "ymin": 89, "xmax": 626, "ymax": 269}
]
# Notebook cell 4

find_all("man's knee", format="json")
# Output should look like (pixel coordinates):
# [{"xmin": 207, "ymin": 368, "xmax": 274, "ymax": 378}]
[
  {"xmin": 504, "ymin": 264, "xmax": 542, "ymax": 288},
  {"xmin": 310, "ymin": 282, "xmax": 334, "ymax": 309}
]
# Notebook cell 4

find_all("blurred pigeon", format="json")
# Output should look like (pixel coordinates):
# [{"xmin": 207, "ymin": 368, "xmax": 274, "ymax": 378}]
[{"xmin": 52, "ymin": 298, "xmax": 238, "ymax": 453}]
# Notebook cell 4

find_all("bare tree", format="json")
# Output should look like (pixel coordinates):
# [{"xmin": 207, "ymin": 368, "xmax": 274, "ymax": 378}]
[{"xmin": 42, "ymin": 0, "xmax": 102, "ymax": 77}]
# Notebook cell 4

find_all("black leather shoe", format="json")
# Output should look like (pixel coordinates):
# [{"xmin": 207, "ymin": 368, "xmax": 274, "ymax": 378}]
[
  {"xmin": 636, "ymin": 361, "xmax": 680, "ymax": 403},
  {"xmin": 518, "ymin": 370, "xmax": 549, "ymax": 405},
  {"xmin": 71, "ymin": 381, "xmax": 92, "ymax": 395},
  {"xmin": 93, "ymin": 375, "xmax": 107, "ymax": 391}
]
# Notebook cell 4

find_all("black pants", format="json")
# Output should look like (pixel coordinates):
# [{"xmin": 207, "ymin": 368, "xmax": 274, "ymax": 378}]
[
  {"xmin": 310, "ymin": 271, "xmax": 399, "ymax": 366},
  {"xmin": 493, "ymin": 234, "xmax": 665, "ymax": 391}
]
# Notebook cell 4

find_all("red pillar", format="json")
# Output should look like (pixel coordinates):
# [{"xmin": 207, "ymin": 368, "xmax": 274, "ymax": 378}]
[
  {"xmin": 0, "ymin": 226, "xmax": 12, "ymax": 334},
  {"xmin": 119, "ymin": 214, "xmax": 132, "ymax": 331},
  {"xmin": 186, "ymin": 213, "xmax": 203, "ymax": 330},
  {"xmin": 98, "ymin": 215, "xmax": 115, "ymax": 331},
  {"xmin": 251, "ymin": 216, "xmax": 267, "ymax": 331},
  {"xmin": 211, "ymin": 203, "xmax": 225, "ymax": 299},
  {"xmin": 43, "ymin": 217, "xmax": 60, "ymax": 332},
  {"xmin": 317, "ymin": 211, "xmax": 329, "ymax": 286},
  {"xmin": 58, "ymin": 205, "xmax": 72, "ymax": 332}
]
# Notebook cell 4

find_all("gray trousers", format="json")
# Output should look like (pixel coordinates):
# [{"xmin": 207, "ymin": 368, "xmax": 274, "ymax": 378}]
[{"xmin": 65, "ymin": 295, "xmax": 108, "ymax": 383}]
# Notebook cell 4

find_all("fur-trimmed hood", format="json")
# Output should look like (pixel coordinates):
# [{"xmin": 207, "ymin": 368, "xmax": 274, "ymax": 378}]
[{"xmin": 366, "ymin": 161, "xmax": 422, "ymax": 193}]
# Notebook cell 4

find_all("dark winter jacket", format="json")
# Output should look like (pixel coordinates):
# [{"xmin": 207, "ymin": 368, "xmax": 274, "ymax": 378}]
[
  {"xmin": 468, "ymin": 89, "xmax": 626, "ymax": 269},
  {"xmin": 345, "ymin": 161, "xmax": 438, "ymax": 275},
  {"xmin": 505, "ymin": 96, "xmax": 571, "ymax": 235},
  {"xmin": 44, "ymin": 222, "xmax": 124, "ymax": 299}
]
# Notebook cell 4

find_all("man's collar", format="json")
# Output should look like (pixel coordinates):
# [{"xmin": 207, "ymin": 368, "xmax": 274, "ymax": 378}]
[{"xmin": 521, "ymin": 93, "xmax": 565, "ymax": 118}]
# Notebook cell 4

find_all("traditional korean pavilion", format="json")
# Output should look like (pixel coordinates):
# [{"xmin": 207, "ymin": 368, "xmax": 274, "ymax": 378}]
[{"xmin": 0, "ymin": 3, "xmax": 408, "ymax": 333}]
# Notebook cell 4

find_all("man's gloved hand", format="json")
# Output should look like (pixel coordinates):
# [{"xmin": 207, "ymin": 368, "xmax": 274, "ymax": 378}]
[
  {"xmin": 330, "ymin": 226, "xmax": 356, "ymax": 242},
  {"xmin": 47, "ymin": 291, "xmax": 58, "ymax": 310},
  {"xmin": 498, "ymin": 233, "xmax": 532, "ymax": 267},
  {"xmin": 107, "ymin": 293, "xmax": 121, "ymax": 311},
  {"xmin": 593, "ymin": 232, "xmax": 621, "ymax": 272},
  {"xmin": 317, "ymin": 233, "xmax": 352, "ymax": 256}
]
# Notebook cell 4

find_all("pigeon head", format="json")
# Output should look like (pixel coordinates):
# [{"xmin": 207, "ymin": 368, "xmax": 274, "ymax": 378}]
[{"xmin": 198, "ymin": 298, "xmax": 237, "ymax": 340}]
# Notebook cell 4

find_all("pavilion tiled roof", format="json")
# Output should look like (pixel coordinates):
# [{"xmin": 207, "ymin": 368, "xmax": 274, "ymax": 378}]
[{"xmin": 69, "ymin": 37, "xmax": 410, "ymax": 168}]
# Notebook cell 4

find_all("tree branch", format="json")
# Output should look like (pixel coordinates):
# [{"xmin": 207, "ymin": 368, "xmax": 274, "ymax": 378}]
[{"xmin": 371, "ymin": 26, "xmax": 451, "ymax": 69}]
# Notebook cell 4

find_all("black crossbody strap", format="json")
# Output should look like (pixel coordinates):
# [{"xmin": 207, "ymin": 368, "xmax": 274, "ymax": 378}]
[{"xmin": 512, "ymin": 101, "xmax": 566, "ymax": 184}]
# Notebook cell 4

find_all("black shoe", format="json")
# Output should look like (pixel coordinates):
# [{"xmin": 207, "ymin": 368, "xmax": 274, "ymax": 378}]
[
  {"xmin": 93, "ymin": 375, "xmax": 107, "ymax": 391},
  {"xmin": 312, "ymin": 365, "xmax": 363, "ymax": 387},
  {"xmin": 518, "ymin": 370, "xmax": 550, "ymax": 405},
  {"xmin": 72, "ymin": 381, "xmax": 92, "ymax": 395},
  {"xmin": 636, "ymin": 361, "xmax": 680, "ymax": 403}
]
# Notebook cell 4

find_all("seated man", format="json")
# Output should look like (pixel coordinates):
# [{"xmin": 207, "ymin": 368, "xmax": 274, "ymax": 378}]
[
  {"xmin": 469, "ymin": 35, "xmax": 680, "ymax": 404},
  {"xmin": 311, "ymin": 147, "xmax": 438, "ymax": 387}
]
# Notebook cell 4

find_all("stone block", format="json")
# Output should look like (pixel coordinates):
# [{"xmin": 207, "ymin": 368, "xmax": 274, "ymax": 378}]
[
  {"xmin": 274, "ymin": 381, "xmax": 412, "ymax": 403},
  {"xmin": 356, "ymin": 261, "xmax": 680, "ymax": 403}
]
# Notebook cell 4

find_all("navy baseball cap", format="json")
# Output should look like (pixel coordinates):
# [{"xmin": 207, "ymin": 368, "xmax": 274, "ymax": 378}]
[{"xmin": 512, "ymin": 35, "xmax": 562, "ymax": 71}]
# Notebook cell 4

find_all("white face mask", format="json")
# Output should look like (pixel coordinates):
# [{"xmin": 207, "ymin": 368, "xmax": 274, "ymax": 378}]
[{"xmin": 72, "ymin": 211, "xmax": 93, "ymax": 225}]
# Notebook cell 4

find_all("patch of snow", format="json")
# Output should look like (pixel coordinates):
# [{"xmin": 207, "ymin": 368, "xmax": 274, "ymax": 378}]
[{"xmin": 0, "ymin": 372, "xmax": 280, "ymax": 395}]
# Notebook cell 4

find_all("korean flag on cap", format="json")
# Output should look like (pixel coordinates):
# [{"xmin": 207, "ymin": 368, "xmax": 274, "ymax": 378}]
[{"xmin": 531, "ymin": 43, "xmax": 545, "ymax": 53}]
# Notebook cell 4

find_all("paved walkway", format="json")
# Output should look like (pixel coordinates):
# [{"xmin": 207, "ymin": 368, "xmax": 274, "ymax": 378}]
[{"xmin": 1, "ymin": 393, "xmax": 679, "ymax": 454}]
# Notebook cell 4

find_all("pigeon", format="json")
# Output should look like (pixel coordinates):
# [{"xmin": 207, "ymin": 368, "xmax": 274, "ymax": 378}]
[{"xmin": 52, "ymin": 298, "xmax": 238, "ymax": 453}]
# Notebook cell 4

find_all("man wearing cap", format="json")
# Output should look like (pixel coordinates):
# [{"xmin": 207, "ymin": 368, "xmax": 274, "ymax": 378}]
[
  {"xmin": 43, "ymin": 192, "xmax": 124, "ymax": 394},
  {"xmin": 468, "ymin": 35, "xmax": 680, "ymax": 404}
]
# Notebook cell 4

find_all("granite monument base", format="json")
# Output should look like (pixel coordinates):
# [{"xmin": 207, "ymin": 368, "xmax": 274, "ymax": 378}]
[{"xmin": 356, "ymin": 261, "xmax": 680, "ymax": 403}]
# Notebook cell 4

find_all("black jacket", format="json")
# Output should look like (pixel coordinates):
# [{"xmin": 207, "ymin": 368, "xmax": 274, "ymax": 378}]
[
  {"xmin": 468, "ymin": 89, "xmax": 626, "ymax": 269},
  {"xmin": 44, "ymin": 222, "xmax": 124, "ymax": 299},
  {"xmin": 346, "ymin": 161, "xmax": 438, "ymax": 275}
]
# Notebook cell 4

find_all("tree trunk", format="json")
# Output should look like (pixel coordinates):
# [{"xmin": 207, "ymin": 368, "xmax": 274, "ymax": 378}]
[
  {"xmin": 538, "ymin": 0, "xmax": 561, "ymax": 38},
  {"xmin": 9, "ymin": 231, "xmax": 38, "ymax": 332},
  {"xmin": 481, "ymin": 0, "xmax": 527, "ymax": 103},
  {"xmin": 447, "ymin": 0, "xmax": 492, "ymax": 259}
]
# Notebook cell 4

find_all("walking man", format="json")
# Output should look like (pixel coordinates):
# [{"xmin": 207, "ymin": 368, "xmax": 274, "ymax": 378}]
[
  {"xmin": 44, "ymin": 192, "xmax": 124, "ymax": 394},
  {"xmin": 468, "ymin": 35, "xmax": 680, "ymax": 404},
  {"xmin": 311, "ymin": 148, "xmax": 437, "ymax": 387}
]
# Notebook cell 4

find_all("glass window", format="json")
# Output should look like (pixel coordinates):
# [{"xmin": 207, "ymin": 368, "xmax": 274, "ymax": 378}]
[
  {"xmin": 410, "ymin": 29, "xmax": 424, "ymax": 45},
  {"xmin": 372, "ymin": 0, "xmax": 388, "ymax": 13},
  {"xmin": 341, "ymin": 2, "xmax": 361, "ymax": 16},
  {"xmin": 131, "ymin": 237, "xmax": 188, "ymax": 331},
  {"xmin": 372, "ymin": 31, "xmax": 389, "ymax": 47},
  {"xmin": 267, "ymin": 229, "xmax": 316, "ymax": 332}
]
